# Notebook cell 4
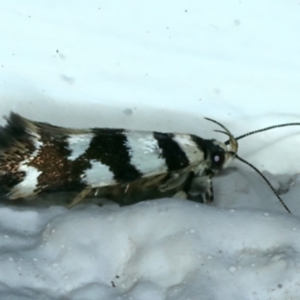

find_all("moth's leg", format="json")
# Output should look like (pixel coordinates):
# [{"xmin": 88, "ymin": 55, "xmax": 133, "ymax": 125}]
[
  {"xmin": 204, "ymin": 178, "xmax": 213, "ymax": 204},
  {"xmin": 124, "ymin": 183, "xmax": 132, "ymax": 194},
  {"xmin": 172, "ymin": 171, "xmax": 195, "ymax": 199},
  {"xmin": 173, "ymin": 190, "xmax": 188, "ymax": 199},
  {"xmin": 182, "ymin": 171, "xmax": 195, "ymax": 194},
  {"xmin": 186, "ymin": 176, "xmax": 214, "ymax": 204},
  {"xmin": 94, "ymin": 188, "xmax": 100, "ymax": 196},
  {"xmin": 160, "ymin": 172, "xmax": 190, "ymax": 192},
  {"xmin": 68, "ymin": 187, "xmax": 93, "ymax": 208}
]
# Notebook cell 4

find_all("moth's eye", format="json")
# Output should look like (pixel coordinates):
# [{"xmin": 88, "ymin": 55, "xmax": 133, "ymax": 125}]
[{"xmin": 211, "ymin": 151, "xmax": 225, "ymax": 167}]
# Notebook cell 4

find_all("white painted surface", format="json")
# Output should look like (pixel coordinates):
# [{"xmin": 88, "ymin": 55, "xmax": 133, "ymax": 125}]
[{"xmin": 0, "ymin": 1, "xmax": 300, "ymax": 299}]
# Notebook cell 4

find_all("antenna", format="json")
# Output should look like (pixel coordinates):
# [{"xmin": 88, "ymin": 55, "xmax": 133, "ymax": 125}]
[
  {"xmin": 236, "ymin": 154, "xmax": 291, "ymax": 213},
  {"xmin": 205, "ymin": 117, "xmax": 238, "ymax": 153},
  {"xmin": 225, "ymin": 122, "xmax": 300, "ymax": 145}
]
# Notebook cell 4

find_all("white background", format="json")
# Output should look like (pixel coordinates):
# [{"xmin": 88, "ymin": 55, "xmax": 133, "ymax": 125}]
[{"xmin": 0, "ymin": 1, "xmax": 300, "ymax": 299}]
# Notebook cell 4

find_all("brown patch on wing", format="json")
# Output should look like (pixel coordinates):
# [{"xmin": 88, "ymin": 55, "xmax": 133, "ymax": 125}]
[{"xmin": 0, "ymin": 113, "xmax": 91, "ymax": 196}]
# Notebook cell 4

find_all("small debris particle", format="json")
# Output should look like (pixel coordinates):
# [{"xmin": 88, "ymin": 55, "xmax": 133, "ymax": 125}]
[{"xmin": 124, "ymin": 108, "xmax": 133, "ymax": 116}]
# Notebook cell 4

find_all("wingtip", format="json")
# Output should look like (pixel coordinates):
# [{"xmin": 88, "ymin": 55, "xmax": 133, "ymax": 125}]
[{"xmin": 0, "ymin": 112, "xmax": 30, "ymax": 149}]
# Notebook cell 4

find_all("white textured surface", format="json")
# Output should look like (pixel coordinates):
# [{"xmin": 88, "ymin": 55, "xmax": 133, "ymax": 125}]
[{"xmin": 0, "ymin": 0, "xmax": 300, "ymax": 299}]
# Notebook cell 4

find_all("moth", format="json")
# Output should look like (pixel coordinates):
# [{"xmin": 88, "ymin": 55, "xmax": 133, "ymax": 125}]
[{"xmin": 0, "ymin": 112, "xmax": 296, "ymax": 212}]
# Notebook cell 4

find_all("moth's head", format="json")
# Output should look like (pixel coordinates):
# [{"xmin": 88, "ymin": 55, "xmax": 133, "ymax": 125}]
[
  {"xmin": 204, "ymin": 118, "xmax": 293, "ymax": 214},
  {"xmin": 204, "ymin": 118, "xmax": 238, "ymax": 176},
  {"xmin": 204, "ymin": 137, "xmax": 238, "ymax": 176}
]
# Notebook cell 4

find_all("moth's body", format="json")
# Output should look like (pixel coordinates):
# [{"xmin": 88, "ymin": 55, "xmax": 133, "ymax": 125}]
[{"xmin": 0, "ymin": 113, "xmax": 237, "ymax": 207}]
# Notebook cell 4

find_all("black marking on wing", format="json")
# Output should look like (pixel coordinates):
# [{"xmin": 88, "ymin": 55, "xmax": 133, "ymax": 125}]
[
  {"xmin": 190, "ymin": 135, "xmax": 208, "ymax": 160},
  {"xmin": 153, "ymin": 132, "xmax": 189, "ymax": 171},
  {"xmin": 83, "ymin": 128, "xmax": 142, "ymax": 182}
]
